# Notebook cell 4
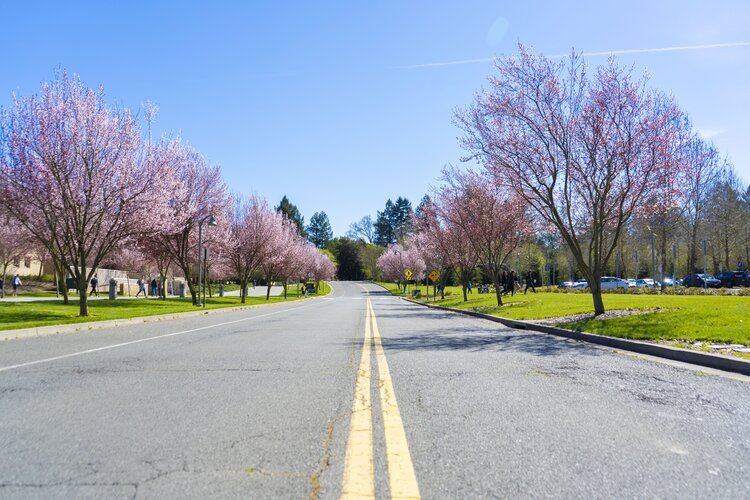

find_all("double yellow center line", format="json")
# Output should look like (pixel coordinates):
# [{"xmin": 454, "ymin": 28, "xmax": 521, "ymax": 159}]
[{"xmin": 341, "ymin": 298, "xmax": 420, "ymax": 499}]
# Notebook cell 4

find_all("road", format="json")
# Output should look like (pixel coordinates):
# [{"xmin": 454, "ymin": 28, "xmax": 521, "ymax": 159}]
[{"xmin": 1, "ymin": 281, "xmax": 748, "ymax": 498}]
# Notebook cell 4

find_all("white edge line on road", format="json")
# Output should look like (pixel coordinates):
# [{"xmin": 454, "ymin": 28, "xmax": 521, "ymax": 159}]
[{"xmin": 0, "ymin": 301, "xmax": 320, "ymax": 373}]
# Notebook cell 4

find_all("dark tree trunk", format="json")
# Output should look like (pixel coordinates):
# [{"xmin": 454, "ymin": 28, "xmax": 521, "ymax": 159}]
[
  {"xmin": 492, "ymin": 275, "xmax": 503, "ymax": 306},
  {"xmin": 589, "ymin": 277, "xmax": 605, "ymax": 316}
]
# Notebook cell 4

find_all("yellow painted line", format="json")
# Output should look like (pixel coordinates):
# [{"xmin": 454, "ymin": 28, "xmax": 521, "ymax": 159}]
[
  {"xmin": 341, "ymin": 300, "xmax": 375, "ymax": 499},
  {"xmin": 368, "ymin": 299, "xmax": 421, "ymax": 500}
]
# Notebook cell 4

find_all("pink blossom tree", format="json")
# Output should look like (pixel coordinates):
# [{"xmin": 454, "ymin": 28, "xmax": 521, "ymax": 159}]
[
  {"xmin": 150, "ymin": 139, "xmax": 231, "ymax": 305},
  {"xmin": 0, "ymin": 72, "xmax": 169, "ymax": 315},
  {"xmin": 457, "ymin": 46, "xmax": 682, "ymax": 315},
  {"xmin": 437, "ymin": 167, "xmax": 531, "ymax": 306},
  {"xmin": 225, "ymin": 194, "xmax": 279, "ymax": 303},
  {"xmin": 376, "ymin": 243, "xmax": 425, "ymax": 290},
  {"xmin": 259, "ymin": 216, "xmax": 307, "ymax": 300},
  {"xmin": 412, "ymin": 194, "xmax": 480, "ymax": 301}
]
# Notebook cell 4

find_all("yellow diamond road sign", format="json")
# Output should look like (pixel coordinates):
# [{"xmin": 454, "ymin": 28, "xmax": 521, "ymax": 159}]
[
  {"xmin": 428, "ymin": 271, "xmax": 440, "ymax": 282},
  {"xmin": 404, "ymin": 269, "xmax": 413, "ymax": 280}
]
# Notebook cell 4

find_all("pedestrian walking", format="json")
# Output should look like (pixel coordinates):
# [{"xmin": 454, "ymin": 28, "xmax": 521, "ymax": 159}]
[
  {"xmin": 135, "ymin": 278, "xmax": 147, "ymax": 298},
  {"xmin": 467, "ymin": 281, "xmax": 473, "ymax": 294},
  {"xmin": 150, "ymin": 278, "xmax": 158, "ymax": 297},
  {"xmin": 524, "ymin": 270, "xmax": 536, "ymax": 294},
  {"xmin": 89, "ymin": 275, "xmax": 99, "ymax": 297},
  {"xmin": 11, "ymin": 274, "xmax": 21, "ymax": 296}
]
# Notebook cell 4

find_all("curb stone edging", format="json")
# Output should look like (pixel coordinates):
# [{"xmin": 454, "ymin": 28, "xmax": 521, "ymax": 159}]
[{"xmin": 401, "ymin": 297, "xmax": 750, "ymax": 377}]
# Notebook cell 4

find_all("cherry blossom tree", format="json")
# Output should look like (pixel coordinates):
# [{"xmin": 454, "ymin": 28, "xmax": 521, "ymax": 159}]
[
  {"xmin": 259, "ymin": 216, "xmax": 307, "ymax": 299},
  {"xmin": 225, "ymin": 194, "xmax": 280, "ymax": 303},
  {"xmin": 147, "ymin": 138, "xmax": 231, "ymax": 305},
  {"xmin": 0, "ymin": 72, "xmax": 169, "ymax": 315},
  {"xmin": 437, "ymin": 167, "xmax": 531, "ymax": 306},
  {"xmin": 376, "ymin": 243, "xmax": 425, "ymax": 290},
  {"xmin": 457, "ymin": 46, "xmax": 682, "ymax": 315},
  {"xmin": 412, "ymin": 191, "xmax": 479, "ymax": 301}
]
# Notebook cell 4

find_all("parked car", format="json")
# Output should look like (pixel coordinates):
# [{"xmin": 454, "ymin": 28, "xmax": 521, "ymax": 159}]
[
  {"xmin": 635, "ymin": 278, "xmax": 660, "ymax": 288},
  {"xmin": 682, "ymin": 274, "xmax": 721, "ymax": 288},
  {"xmin": 625, "ymin": 279, "xmax": 637, "ymax": 288},
  {"xmin": 570, "ymin": 279, "xmax": 588, "ymax": 289},
  {"xmin": 600, "ymin": 276, "xmax": 629, "ymax": 289},
  {"xmin": 662, "ymin": 277, "xmax": 676, "ymax": 287},
  {"xmin": 715, "ymin": 271, "xmax": 750, "ymax": 288},
  {"xmin": 558, "ymin": 280, "xmax": 576, "ymax": 288}
]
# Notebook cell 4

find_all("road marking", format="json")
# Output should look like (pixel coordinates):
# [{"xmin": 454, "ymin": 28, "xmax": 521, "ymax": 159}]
[
  {"xmin": 341, "ymin": 290, "xmax": 420, "ymax": 499},
  {"xmin": 341, "ymin": 299, "xmax": 375, "ymax": 499},
  {"xmin": 0, "ymin": 302, "xmax": 320, "ymax": 374},
  {"xmin": 368, "ymin": 299, "xmax": 421, "ymax": 500}
]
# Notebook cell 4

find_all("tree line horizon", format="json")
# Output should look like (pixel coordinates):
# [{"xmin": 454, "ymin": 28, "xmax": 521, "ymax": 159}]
[{"xmin": 3, "ymin": 45, "xmax": 748, "ymax": 316}]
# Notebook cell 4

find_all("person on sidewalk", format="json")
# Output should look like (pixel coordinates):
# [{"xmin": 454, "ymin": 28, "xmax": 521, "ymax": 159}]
[
  {"xmin": 524, "ymin": 270, "xmax": 536, "ymax": 294},
  {"xmin": 135, "ymin": 278, "xmax": 147, "ymax": 298},
  {"xmin": 467, "ymin": 281, "xmax": 473, "ymax": 294},
  {"xmin": 11, "ymin": 274, "xmax": 21, "ymax": 296},
  {"xmin": 150, "ymin": 278, "xmax": 158, "ymax": 297},
  {"xmin": 89, "ymin": 275, "xmax": 99, "ymax": 297}
]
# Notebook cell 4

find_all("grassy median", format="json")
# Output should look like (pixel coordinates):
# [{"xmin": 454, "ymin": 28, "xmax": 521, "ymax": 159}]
[
  {"xmin": 0, "ymin": 282, "xmax": 331, "ymax": 331},
  {"xmin": 377, "ymin": 282, "xmax": 750, "ymax": 346}
]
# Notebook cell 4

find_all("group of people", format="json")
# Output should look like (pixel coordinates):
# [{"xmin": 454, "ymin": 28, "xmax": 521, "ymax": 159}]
[
  {"xmin": 88, "ymin": 275, "xmax": 159, "ymax": 297},
  {"xmin": 0, "ymin": 274, "xmax": 23, "ymax": 296},
  {"xmin": 466, "ymin": 269, "xmax": 537, "ymax": 296}
]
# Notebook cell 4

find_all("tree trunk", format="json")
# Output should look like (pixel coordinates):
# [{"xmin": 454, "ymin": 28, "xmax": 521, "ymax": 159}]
[
  {"xmin": 266, "ymin": 282, "xmax": 272, "ymax": 300},
  {"xmin": 240, "ymin": 277, "xmax": 248, "ymax": 304},
  {"xmin": 492, "ymin": 275, "xmax": 503, "ymax": 306},
  {"xmin": 590, "ymin": 278, "xmax": 605, "ymax": 316},
  {"xmin": 659, "ymin": 231, "xmax": 667, "ymax": 291},
  {"xmin": 77, "ymin": 267, "xmax": 89, "ymax": 317},
  {"xmin": 462, "ymin": 285, "xmax": 467, "ymax": 302}
]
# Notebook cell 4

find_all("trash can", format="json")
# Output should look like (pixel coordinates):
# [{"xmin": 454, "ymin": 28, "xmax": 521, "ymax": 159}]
[
  {"xmin": 178, "ymin": 282, "xmax": 185, "ymax": 298},
  {"xmin": 108, "ymin": 279, "xmax": 117, "ymax": 300},
  {"xmin": 66, "ymin": 277, "xmax": 77, "ymax": 291}
]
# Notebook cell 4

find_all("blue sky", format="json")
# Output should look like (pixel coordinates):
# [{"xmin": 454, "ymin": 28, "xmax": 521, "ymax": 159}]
[{"xmin": 2, "ymin": 1, "xmax": 749, "ymax": 236}]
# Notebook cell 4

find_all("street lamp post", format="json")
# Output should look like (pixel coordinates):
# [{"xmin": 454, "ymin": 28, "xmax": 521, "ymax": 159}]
[
  {"xmin": 393, "ymin": 248, "xmax": 405, "ymax": 292},
  {"xmin": 197, "ymin": 214, "xmax": 217, "ymax": 307}
]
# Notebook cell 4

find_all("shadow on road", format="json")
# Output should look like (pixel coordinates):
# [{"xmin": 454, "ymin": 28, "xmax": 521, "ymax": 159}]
[{"xmin": 379, "ymin": 327, "xmax": 601, "ymax": 358}]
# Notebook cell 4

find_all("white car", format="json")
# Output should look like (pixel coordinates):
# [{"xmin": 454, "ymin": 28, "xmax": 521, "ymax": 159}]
[
  {"xmin": 570, "ymin": 279, "xmax": 588, "ymax": 289},
  {"xmin": 635, "ymin": 278, "xmax": 660, "ymax": 288},
  {"xmin": 626, "ymin": 279, "xmax": 637, "ymax": 288},
  {"xmin": 600, "ymin": 276, "xmax": 629, "ymax": 289}
]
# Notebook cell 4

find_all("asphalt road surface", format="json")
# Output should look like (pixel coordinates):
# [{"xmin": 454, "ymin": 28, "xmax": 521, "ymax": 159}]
[{"xmin": 1, "ymin": 281, "xmax": 748, "ymax": 499}]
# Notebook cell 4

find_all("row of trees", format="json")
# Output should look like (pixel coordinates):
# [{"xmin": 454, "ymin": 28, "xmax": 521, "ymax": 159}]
[
  {"xmin": 368, "ymin": 45, "xmax": 745, "ymax": 316},
  {"xmin": 0, "ymin": 72, "xmax": 334, "ymax": 315}
]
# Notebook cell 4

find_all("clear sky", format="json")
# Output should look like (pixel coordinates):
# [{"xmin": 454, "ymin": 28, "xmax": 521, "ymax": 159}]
[{"xmin": 2, "ymin": 0, "xmax": 748, "ymax": 236}]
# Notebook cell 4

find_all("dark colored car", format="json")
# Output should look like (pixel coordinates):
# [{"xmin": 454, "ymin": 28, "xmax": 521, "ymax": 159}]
[
  {"xmin": 682, "ymin": 274, "xmax": 721, "ymax": 288},
  {"xmin": 715, "ymin": 271, "xmax": 750, "ymax": 287}
]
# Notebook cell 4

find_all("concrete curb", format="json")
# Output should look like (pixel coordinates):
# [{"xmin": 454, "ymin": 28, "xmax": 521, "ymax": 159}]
[
  {"xmin": 0, "ymin": 295, "xmax": 321, "ymax": 342},
  {"xmin": 402, "ymin": 297, "xmax": 750, "ymax": 377}
]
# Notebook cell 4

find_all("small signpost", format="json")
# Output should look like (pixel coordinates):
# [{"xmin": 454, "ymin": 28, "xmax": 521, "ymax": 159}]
[
  {"xmin": 404, "ymin": 269, "xmax": 413, "ymax": 281},
  {"xmin": 428, "ymin": 270, "xmax": 440, "ymax": 302},
  {"xmin": 739, "ymin": 261, "xmax": 744, "ymax": 270}
]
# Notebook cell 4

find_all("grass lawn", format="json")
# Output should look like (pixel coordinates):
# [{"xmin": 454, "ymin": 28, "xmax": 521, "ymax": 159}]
[
  {"xmin": 0, "ymin": 282, "xmax": 331, "ymax": 331},
  {"xmin": 376, "ymin": 282, "xmax": 750, "ymax": 346}
]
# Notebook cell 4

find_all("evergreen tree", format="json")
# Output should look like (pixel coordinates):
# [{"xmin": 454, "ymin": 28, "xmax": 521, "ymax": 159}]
[
  {"xmin": 374, "ymin": 197, "xmax": 412, "ymax": 246},
  {"xmin": 275, "ymin": 195, "xmax": 307, "ymax": 237},
  {"xmin": 307, "ymin": 211, "xmax": 333, "ymax": 248}
]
